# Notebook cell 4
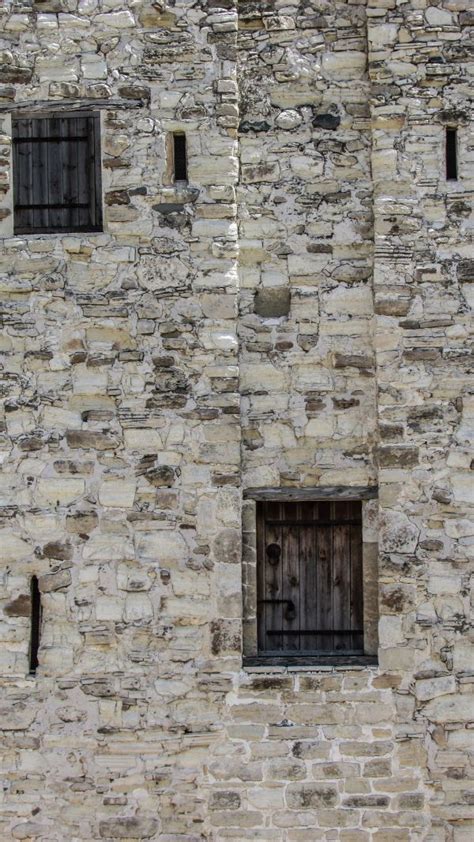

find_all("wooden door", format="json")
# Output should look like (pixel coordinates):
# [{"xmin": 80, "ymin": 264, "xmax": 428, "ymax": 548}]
[
  {"xmin": 13, "ymin": 114, "xmax": 102, "ymax": 234},
  {"xmin": 256, "ymin": 501, "xmax": 363, "ymax": 656}
]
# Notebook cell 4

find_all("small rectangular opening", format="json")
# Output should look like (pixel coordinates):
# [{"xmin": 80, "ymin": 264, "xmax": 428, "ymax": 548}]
[
  {"xmin": 29, "ymin": 575, "xmax": 41, "ymax": 675},
  {"xmin": 446, "ymin": 128, "xmax": 458, "ymax": 180},
  {"xmin": 173, "ymin": 133, "xmax": 187, "ymax": 182}
]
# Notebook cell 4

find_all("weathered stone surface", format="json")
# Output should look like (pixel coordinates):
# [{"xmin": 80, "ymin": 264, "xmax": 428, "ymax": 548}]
[
  {"xmin": 254, "ymin": 288, "xmax": 291, "ymax": 318},
  {"xmin": 98, "ymin": 817, "xmax": 158, "ymax": 839},
  {"xmin": 39, "ymin": 568, "xmax": 72, "ymax": 592},
  {"xmin": 286, "ymin": 784, "xmax": 338, "ymax": 809},
  {"xmin": 65, "ymin": 431, "xmax": 120, "ymax": 451},
  {"xmin": 312, "ymin": 112, "xmax": 341, "ymax": 130},
  {"xmin": 0, "ymin": 3, "xmax": 471, "ymax": 841},
  {"xmin": 0, "ymin": 705, "xmax": 36, "ymax": 730},
  {"xmin": 4, "ymin": 594, "xmax": 30, "ymax": 617},
  {"xmin": 422, "ymin": 696, "xmax": 474, "ymax": 724}
]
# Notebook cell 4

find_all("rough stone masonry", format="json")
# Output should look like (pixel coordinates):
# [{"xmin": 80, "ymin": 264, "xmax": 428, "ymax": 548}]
[{"xmin": 0, "ymin": 1, "xmax": 473, "ymax": 840}]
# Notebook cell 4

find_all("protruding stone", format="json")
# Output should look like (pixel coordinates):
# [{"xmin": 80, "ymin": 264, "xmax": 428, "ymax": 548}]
[
  {"xmin": 254, "ymin": 288, "xmax": 290, "ymax": 318},
  {"xmin": 98, "ymin": 818, "xmax": 158, "ymax": 838}
]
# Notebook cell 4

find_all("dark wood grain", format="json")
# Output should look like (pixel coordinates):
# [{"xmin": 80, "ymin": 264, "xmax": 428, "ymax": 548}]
[
  {"xmin": 245, "ymin": 486, "xmax": 377, "ymax": 501},
  {"xmin": 13, "ymin": 113, "xmax": 102, "ymax": 234},
  {"xmin": 256, "ymin": 498, "xmax": 364, "ymax": 659},
  {"xmin": 282, "ymin": 502, "xmax": 300, "ymax": 652}
]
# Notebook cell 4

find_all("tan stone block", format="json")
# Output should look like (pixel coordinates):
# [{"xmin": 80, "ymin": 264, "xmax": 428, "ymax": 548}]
[
  {"xmin": 0, "ymin": 531, "xmax": 32, "ymax": 562},
  {"xmin": 36, "ymin": 478, "xmax": 85, "ymax": 506},
  {"xmin": 415, "ymin": 676, "xmax": 456, "ymax": 702},
  {"xmin": 247, "ymin": 786, "xmax": 285, "ymax": 809},
  {"xmin": 136, "ymin": 530, "xmax": 187, "ymax": 563},
  {"xmin": 96, "ymin": 597, "xmax": 123, "ymax": 622},
  {"xmin": 422, "ymin": 694, "xmax": 474, "ymax": 724},
  {"xmin": 286, "ymin": 783, "xmax": 339, "ymax": 809},
  {"xmin": 322, "ymin": 51, "xmax": 367, "ymax": 80},
  {"xmin": 98, "ymin": 480, "xmax": 136, "ymax": 508}
]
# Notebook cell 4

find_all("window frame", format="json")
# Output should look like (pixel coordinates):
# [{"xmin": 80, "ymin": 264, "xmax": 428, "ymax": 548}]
[
  {"xmin": 12, "ymin": 110, "xmax": 103, "ymax": 236},
  {"xmin": 242, "ymin": 488, "xmax": 379, "ymax": 668}
]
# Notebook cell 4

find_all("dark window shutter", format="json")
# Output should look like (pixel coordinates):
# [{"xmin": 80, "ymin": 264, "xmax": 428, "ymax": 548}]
[
  {"xmin": 257, "ymin": 501, "xmax": 364, "ymax": 657},
  {"xmin": 13, "ymin": 113, "xmax": 102, "ymax": 234}
]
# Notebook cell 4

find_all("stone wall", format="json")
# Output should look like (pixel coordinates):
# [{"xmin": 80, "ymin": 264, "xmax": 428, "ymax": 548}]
[
  {"xmin": 0, "ymin": 1, "xmax": 472, "ymax": 840},
  {"xmin": 369, "ymin": 0, "xmax": 474, "ymax": 837}
]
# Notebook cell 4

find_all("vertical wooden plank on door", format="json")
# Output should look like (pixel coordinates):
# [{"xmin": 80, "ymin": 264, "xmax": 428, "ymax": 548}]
[
  {"xmin": 90, "ymin": 114, "xmax": 102, "ymax": 229},
  {"xmin": 60, "ymin": 115, "xmax": 73, "ymax": 230},
  {"xmin": 282, "ymin": 502, "xmax": 300, "ymax": 653},
  {"xmin": 350, "ymin": 502, "xmax": 364, "ymax": 653},
  {"xmin": 316, "ymin": 500, "xmax": 333, "ymax": 652},
  {"xmin": 300, "ymin": 501, "xmax": 317, "ymax": 652},
  {"xmin": 75, "ymin": 115, "xmax": 90, "ymax": 229},
  {"xmin": 333, "ymin": 501, "xmax": 351, "ymax": 653},
  {"xmin": 70, "ymin": 115, "xmax": 80, "ymax": 231},
  {"xmin": 48, "ymin": 115, "xmax": 63, "ymax": 231},
  {"xmin": 37, "ymin": 117, "xmax": 49, "ymax": 230},
  {"xmin": 30, "ymin": 117, "xmax": 40, "ymax": 230},
  {"xmin": 264, "ymin": 501, "xmax": 283, "ymax": 653}
]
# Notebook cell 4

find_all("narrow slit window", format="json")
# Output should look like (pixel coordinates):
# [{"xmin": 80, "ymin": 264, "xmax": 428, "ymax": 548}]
[
  {"xmin": 173, "ymin": 133, "xmax": 187, "ymax": 182},
  {"xmin": 446, "ymin": 128, "xmax": 458, "ymax": 180},
  {"xmin": 29, "ymin": 575, "xmax": 41, "ymax": 675}
]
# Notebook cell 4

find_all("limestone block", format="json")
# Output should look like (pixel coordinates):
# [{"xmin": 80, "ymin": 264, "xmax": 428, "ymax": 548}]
[
  {"xmin": 290, "ymin": 156, "xmax": 324, "ymax": 179},
  {"xmin": 0, "ymin": 704, "xmax": 36, "ymax": 730},
  {"xmin": 39, "ymin": 568, "xmax": 72, "ymax": 592},
  {"xmin": 445, "ymin": 519, "xmax": 474, "ymax": 539},
  {"xmin": 369, "ymin": 24, "xmax": 399, "ymax": 49},
  {"xmin": 276, "ymin": 110, "xmax": 302, "ymax": 130},
  {"xmin": 415, "ymin": 676, "xmax": 456, "ymax": 702},
  {"xmin": 36, "ymin": 57, "xmax": 78, "ymax": 82},
  {"xmin": 451, "ymin": 474, "xmax": 474, "ymax": 504},
  {"xmin": 286, "ymin": 784, "xmax": 338, "ymax": 809},
  {"xmin": 136, "ymin": 531, "xmax": 187, "ymax": 563},
  {"xmin": 453, "ymin": 641, "xmax": 474, "ymax": 672},
  {"xmin": 72, "ymin": 369, "xmax": 108, "ymax": 395},
  {"xmin": 324, "ymin": 286, "xmax": 373, "ymax": 317},
  {"xmin": 98, "ymin": 817, "xmax": 158, "ymax": 838},
  {"xmin": 35, "ymin": 478, "xmax": 85, "ymax": 506},
  {"xmin": 12, "ymin": 822, "xmax": 48, "ymax": 839},
  {"xmin": 428, "ymin": 575, "xmax": 462, "ymax": 596},
  {"xmin": 96, "ymin": 598, "xmax": 123, "ymax": 621},
  {"xmin": 241, "ymin": 364, "xmax": 288, "ymax": 394},
  {"xmin": 425, "ymin": 7, "xmax": 454, "ymax": 26},
  {"xmin": 378, "ymin": 648, "xmax": 415, "ymax": 671},
  {"xmin": 124, "ymin": 593, "xmax": 154, "ymax": 622},
  {"xmin": 95, "ymin": 11, "xmax": 136, "ymax": 28},
  {"xmin": 422, "ymin": 695, "xmax": 474, "ymax": 723},
  {"xmin": 83, "ymin": 536, "xmax": 133, "ymax": 562},
  {"xmin": 42, "ymin": 406, "xmax": 82, "ymax": 430},
  {"xmin": 124, "ymin": 430, "xmax": 163, "ymax": 451},
  {"xmin": 379, "ymin": 615, "xmax": 404, "ymax": 647},
  {"xmin": 322, "ymin": 52, "xmax": 367, "ymax": 80},
  {"xmin": 379, "ymin": 510, "xmax": 419, "ymax": 554},
  {"xmin": 81, "ymin": 56, "xmax": 107, "ymax": 79},
  {"xmin": 0, "ymin": 532, "xmax": 32, "ymax": 562},
  {"xmin": 212, "ymin": 528, "xmax": 240, "ymax": 564},
  {"xmin": 98, "ymin": 480, "xmax": 136, "ymax": 508}
]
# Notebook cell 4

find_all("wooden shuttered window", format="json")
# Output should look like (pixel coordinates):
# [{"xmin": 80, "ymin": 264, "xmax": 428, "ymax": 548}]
[
  {"xmin": 257, "ymin": 500, "xmax": 363, "ymax": 658},
  {"xmin": 13, "ymin": 113, "xmax": 102, "ymax": 234}
]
